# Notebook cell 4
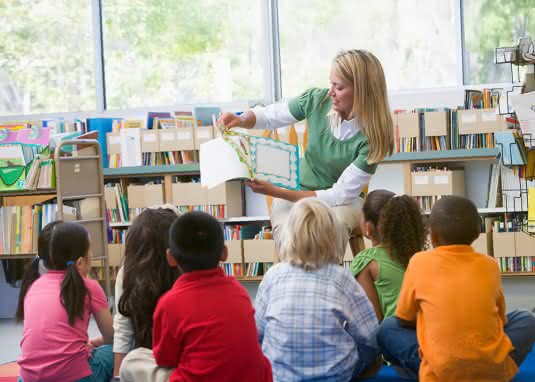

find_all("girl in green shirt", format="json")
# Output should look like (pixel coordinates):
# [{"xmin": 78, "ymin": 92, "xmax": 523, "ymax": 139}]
[{"xmin": 350, "ymin": 190, "xmax": 426, "ymax": 320}]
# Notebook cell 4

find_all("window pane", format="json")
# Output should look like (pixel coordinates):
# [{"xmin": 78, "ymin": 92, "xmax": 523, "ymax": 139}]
[
  {"xmin": 278, "ymin": 0, "xmax": 458, "ymax": 97},
  {"xmin": 0, "ymin": 1, "xmax": 96, "ymax": 116},
  {"xmin": 103, "ymin": 0, "xmax": 265, "ymax": 109},
  {"xmin": 463, "ymin": 0, "xmax": 535, "ymax": 85}
]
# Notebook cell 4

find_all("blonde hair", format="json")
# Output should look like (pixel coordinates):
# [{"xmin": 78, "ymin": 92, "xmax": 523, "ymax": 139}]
[
  {"xmin": 330, "ymin": 49, "xmax": 394, "ymax": 164},
  {"xmin": 280, "ymin": 198, "xmax": 344, "ymax": 270}
]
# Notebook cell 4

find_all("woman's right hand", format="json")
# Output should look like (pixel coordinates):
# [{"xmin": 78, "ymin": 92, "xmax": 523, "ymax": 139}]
[{"xmin": 218, "ymin": 111, "xmax": 255, "ymax": 130}]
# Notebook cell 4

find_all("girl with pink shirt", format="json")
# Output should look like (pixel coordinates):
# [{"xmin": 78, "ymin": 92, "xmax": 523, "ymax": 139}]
[{"xmin": 17, "ymin": 222, "xmax": 114, "ymax": 382}]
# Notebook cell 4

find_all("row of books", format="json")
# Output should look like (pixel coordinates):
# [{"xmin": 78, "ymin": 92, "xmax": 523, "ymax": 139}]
[
  {"xmin": 393, "ymin": 107, "xmax": 511, "ymax": 153},
  {"xmin": 24, "ymin": 158, "xmax": 55, "ymax": 190},
  {"xmin": 497, "ymin": 257, "xmax": 535, "ymax": 273},
  {"xmin": 0, "ymin": 203, "xmax": 57, "ymax": 254}
]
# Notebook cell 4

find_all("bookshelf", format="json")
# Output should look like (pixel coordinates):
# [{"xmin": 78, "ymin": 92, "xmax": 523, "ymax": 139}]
[{"xmin": 384, "ymin": 148, "xmax": 499, "ymax": 163}]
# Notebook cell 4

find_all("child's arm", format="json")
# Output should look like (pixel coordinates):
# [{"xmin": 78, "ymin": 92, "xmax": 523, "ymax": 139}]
[
  {"xmin": 153, "ymin": 302, "xmax": 181, "ymax": 367},
  {"xmin": 355, "ymin": 260, "xmax": 383, "ymax": 321},
  {"xmin": 397, "ymin": 317, "xmax": 417, "ymax": 328},
  {"xmin": 93, "ymin": 307, "xmax": 114, "ymax": 345}
]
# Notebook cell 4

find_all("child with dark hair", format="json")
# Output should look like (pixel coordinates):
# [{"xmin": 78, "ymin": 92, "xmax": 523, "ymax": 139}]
[
  {"xmin": 17, "ymin": 222, "xmax": 114, "ymax": 382},
  {"xmin": 112, "ymin": 208, "xmax": 181, "ymax": 377},
  {"xmin": 16, "ymin": 220, "xmax": 62, "ymax": 321},
  {"xmin": 350, "ymin": 190, "xmax": 426, "ymax": 320},
  {"xmin": 120, "ymin": 211, "xmax": 272, "ymax": 382},
  {"xmin": 377, "ymin": 196, "xmax": 535, "ymax": 381}
]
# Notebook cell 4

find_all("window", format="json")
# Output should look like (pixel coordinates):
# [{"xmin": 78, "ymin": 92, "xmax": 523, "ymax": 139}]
[
  {"xmin": 0, "ymin": 1, "xmax": 97, "ymax": 116},
  {"xmin": 102, "ymin": 0, "xmax": 266, "ymax": 109},
  {"xmin": 278, "ymin": 0, "xmax": 458, "ymax": 98},
  {"xmin": 462, "ymin": 0, "xmax": 535, "ymax": 85}
]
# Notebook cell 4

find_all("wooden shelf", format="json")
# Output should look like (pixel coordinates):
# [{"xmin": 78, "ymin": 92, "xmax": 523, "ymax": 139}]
[
  {"xmin": 0, "ymin": 253, "xmax": 37, "ymax": 260},
  {"xmin": 383, "ymin": 148, "xmax": 499, "ymax": 163},
  {"xmin": 501, "ymin": 272, "xmax": 535, "ymax": 278},
  {"xmin": 219, "ymin": 216, "xmax": 271, "ymax": 223},
  {"xmin": 236, "ymin": 276, "xmax": 264, "ymax": 282},
  {"xmin": 103, "ymin": 164, "xmax": 200, "ymax": 178},
  {"xmin": 0, "ymin": 189, "xmax": 56, "ymax": 197},
  {"xmin": 109, "ymin": 217, "xmax": 270, "ymax": 227}
]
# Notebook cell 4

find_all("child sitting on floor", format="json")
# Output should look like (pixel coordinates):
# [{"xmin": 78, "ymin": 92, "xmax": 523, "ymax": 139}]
[
  {"xmin": 113, "ymin": 207, "xmax": 181, "ymax": 377},
  {"xmin": 16, "ymin": 220, "xmax": 62, "ymax": 321},
  {"xmin": 255, "ymin": 198, "xmax": 380, "ymax": 382},
  {"xmin": 120, "ymin": 211, "xmax": 272, "ymax": 382},
  {"xmin": 377, "ymin": 195, "xmax": 535, "ymax": 381},
  {"xmin": 350, "ymin": 190, "xmax": 426, "ymax": 320},
  {"xmin": 17, "ymin": 222, "xmax": 114, "ymax": 382}
]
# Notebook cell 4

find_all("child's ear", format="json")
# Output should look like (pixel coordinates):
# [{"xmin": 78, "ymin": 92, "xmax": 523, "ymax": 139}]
[
  {"xmin": 364, "ymin": 222, "xmax": 374, "ymax": 239},
  {"xmin": 430, "ymin": 230, "xmax": 440, "ymax": 248},
  {"xmin": 166, "ymin": 249, "xmax": 178, "ymax": 267},
  {"xmin": 220, "ymin": 245, "xmax": 228, "ymax": 263},
  {"xmin": 75, "ymin": 257, "xmax": 84, "ymax": 271}
]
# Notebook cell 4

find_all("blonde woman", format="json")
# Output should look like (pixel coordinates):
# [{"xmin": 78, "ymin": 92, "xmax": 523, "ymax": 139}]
[
  {"xmin": 254, "ymin": 198, "xmax": 380, "ymax": 382},
  {"xmin": 219, "ymin": 49, "xmax": 394, "ymax": 245}
]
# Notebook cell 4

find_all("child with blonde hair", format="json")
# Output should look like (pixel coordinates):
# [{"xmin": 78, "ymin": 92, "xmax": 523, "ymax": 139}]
[{"xmin": 255, "ymin": 198, "xmax": 380, "ymax": 382}]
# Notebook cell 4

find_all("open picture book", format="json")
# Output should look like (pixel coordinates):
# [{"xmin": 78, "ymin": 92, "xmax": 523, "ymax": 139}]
[{"xmin": 200, "ymin": 129, "xmax": 300, "ymax": 190}]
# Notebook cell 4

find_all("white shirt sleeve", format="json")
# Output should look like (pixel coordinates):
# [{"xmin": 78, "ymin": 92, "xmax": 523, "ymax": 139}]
[
  {"xmin": 252, "ymin": 102, "xmax": 298, "ymax": 130},
  {"xmin": 113, "ymin": 267, "xmax": 135, "ymax": 354},
  {"xmin": 315, "ymin": 164, "xmax": 373, "ymax": 207}
]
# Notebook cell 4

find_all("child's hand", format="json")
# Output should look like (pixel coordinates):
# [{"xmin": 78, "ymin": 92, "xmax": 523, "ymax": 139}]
[{"xmin": 88, "ymin": 336, "xmax": 104, "ymax": 349}]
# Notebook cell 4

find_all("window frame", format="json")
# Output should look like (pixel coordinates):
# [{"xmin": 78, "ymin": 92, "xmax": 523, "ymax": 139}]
[{"xmin": 0, "ymin": 0, "xmax": 524, "ymax": 120}]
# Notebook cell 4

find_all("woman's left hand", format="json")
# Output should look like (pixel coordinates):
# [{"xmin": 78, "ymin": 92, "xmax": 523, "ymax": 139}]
[{"xmin": 244, "ymin": 179, "xmax": 277, "ymax": 196}]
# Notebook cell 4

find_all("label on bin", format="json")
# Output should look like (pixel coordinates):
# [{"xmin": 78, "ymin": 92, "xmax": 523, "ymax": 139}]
[
  {"xmin": 434, "ymin": 175, "xmax": 449, "ymax": 185},
  {"xmin": 414, "ymin": 175, "xmax": 429, "ymax": 185}
]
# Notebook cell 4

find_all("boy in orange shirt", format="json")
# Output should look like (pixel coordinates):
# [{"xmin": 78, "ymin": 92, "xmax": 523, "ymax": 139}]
[{"xmin": 377, "ymin": 196, "xmax": 535, "ymax": 381}]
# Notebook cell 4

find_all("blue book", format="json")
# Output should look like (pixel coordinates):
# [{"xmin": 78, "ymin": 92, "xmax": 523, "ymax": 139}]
[
  {"xmin": 87, "ymin": 118, "xmax": 122, "ymax": 168},
  {"xmin": 193, "ymin": 106, "xmax": 222, "ymax": 126}
]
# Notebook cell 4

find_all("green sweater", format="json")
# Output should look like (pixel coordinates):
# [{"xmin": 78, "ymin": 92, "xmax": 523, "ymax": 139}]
[
  {"xmin": 350, "ymin": 247, "xmax": 405, "ymax": 318},
  {"xmin": 288, "ymin": 88, "xmax": 377, "ymax": 190}
]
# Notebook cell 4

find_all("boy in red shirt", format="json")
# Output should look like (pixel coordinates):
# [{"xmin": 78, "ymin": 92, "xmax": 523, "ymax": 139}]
[{"xmin": 120, "ymin": 211, "xmax": 272, "ymax": 382}]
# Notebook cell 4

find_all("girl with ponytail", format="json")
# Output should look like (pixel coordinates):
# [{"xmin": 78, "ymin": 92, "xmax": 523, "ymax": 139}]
[
  {"xmin": 350, "ymin": 191, "xmax": 426, "ymax": 321},
  {"xmin": 16, "ymin": 220, "xmax": 62, "ymax": 322},
  {"xmin": 17, "ymin": 222, "xmax": 114, "ymax": 382}
]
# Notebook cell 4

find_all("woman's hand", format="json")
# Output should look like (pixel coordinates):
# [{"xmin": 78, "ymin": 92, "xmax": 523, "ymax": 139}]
[
  {"xmin": 244, "ymin": 179, "xmax": 277, "ymax": 196},
  {"xmin": 218, "ymin": 111, "xmax": 256, "ymax": 130}
]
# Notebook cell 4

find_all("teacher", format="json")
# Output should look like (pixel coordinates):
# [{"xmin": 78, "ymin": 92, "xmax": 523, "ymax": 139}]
[{"xmin": 218, "ymin": 49, "xmax": 394, "ymax": 246}]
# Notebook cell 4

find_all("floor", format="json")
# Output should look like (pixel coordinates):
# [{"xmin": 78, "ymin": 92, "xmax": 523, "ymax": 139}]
[{"xmin": 0, "ymin": 319, "xmax": 100, "ymax": 364}]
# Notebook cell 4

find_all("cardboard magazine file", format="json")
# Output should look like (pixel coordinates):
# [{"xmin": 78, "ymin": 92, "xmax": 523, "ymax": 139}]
[
  {"xmin": 492, "ymin": 232, "xmax": 516, "ymax": 258},
  {"xmin": 127, "ymin": 184, "xmax": 164, "ymax": 209},
  {"xmin": 410, "ymin": 170, "xmax": 465, "ymax": 197},
  {"xmin": 472, "ymin": 232, "xmax": 492, "ymax": 256},
  {"xmin": 174, "ymin": 127, "xmax": 196, "ymax": 151},
  {"xmin": 424, "ymin": 111, "xmax": 449, "ymax": 137},
  {"xmin": 396, "ymin": 113, "xmax": 420, "ymax": 138},
  {"xmin": 141, "ymin": 129, "xmax": 159, "ymax": 153},
  {"xmin": 479, "ymin": 109, "xmax": 507, "ymax": 133},
  {"xmin": 206, "ymin": 181, "xmax": 242, "ymax": 218},
  {"xmin": 106, "ymin": 132, "xmax": 122, "ymax": 155},
  {"xmin": 515, "ymin": 231, "xmax": 535, "ymax": 257},
  {"xmin": 104, "ymin": 187, "xmax": 118, "ymax": 210},
  {"xmin": 457, "ymin": 110, "xmax": 488, "ymax": 135},
  {"xmin": 171, "ymin": 182, "xmax": 206, "ymax": 206},
  {"xmin": 158, "ymin": 129, "xmax": 181, "ymax": 152},
  {"xmin": 243, "ymin": 240, "xmax": 277, "ymax": 263},
  {"xmin": 143, "ymin": 184, "xmax": 165, "ymax": 208},
  {"xmin": 194, "ymin": 126, "xmax": 214, "ymax": 150},
  {"xmin": 224, "ymin": 240, "xmax": 244, "ymax": 264},
  {"xmin": 108, "ymin": 243, "xmax": 125, "ymax": 267}
]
